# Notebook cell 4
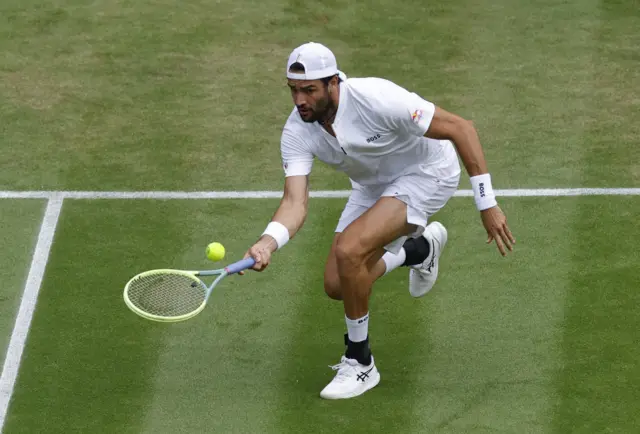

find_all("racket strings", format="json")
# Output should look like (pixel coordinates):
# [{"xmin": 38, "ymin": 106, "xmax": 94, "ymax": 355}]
[{"xmin": 126, "ymin": 273, "xmax": 207, "ymax": 317}]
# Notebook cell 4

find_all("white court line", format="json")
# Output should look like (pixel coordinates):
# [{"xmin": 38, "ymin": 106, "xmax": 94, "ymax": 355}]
[
  {"xmin": 0, "ymin": 192, "xmax": 52, "ymax": 199},
  {"xmin": 0, "ymin": 194, "xmax": 64, "ymax": 430},
  {"xmin": 0, "ymin": 188, "xmax": 639, "ymax": 200}
]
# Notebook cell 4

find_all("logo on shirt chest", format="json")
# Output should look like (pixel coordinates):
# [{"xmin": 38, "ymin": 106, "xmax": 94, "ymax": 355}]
[{"xmin": 366, "ymin": 133, "xmax": 382, "ymax": 143}]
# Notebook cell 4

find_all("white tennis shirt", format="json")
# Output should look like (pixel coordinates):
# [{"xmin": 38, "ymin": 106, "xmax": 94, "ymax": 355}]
[{"xmin": 281, "ymin": 77, "xmax": 455, "ymax": 186}]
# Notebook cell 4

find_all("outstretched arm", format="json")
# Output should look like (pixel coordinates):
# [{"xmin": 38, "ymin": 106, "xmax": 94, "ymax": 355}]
[
  {"xmin": 425, "ymin": 106, "xmax": 516, "ymax": 256},
  {"xmin": 243, "ymin": 175, "xmax": 309, "ymax": 271}
]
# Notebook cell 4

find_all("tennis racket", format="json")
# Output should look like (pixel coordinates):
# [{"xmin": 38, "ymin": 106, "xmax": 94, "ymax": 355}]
[{"xmin": 123, "ymin": 257, "xmax": 255, "ymax": 322}]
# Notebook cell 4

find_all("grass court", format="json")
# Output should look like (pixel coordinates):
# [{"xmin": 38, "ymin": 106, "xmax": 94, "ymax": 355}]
[{"xmin": 1, "ymin": 0, "xmax": 639, "ymax": 432}]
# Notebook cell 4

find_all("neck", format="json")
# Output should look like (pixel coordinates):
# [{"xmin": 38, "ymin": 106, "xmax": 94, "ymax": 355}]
[
  {"xmin": 319, "ymin": 106, "xmax": 337, "ymax": 126},
  {"xmin": 319, "ymin": 83, "xmax": 340, "ymax": 126}
]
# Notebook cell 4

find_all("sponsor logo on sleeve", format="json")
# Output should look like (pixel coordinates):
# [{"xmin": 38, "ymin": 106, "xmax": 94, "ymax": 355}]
[{"xmin": 411, "ymin": 109, "xmax": 423, "ymax": 124}]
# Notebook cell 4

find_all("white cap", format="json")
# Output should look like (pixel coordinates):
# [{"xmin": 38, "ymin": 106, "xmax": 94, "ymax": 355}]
[{"xmin": 286, "ymin": 42, "xmax": 346, "ymax": 80}]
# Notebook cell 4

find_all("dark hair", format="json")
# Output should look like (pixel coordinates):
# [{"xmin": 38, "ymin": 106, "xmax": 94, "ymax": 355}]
[
  {"xmin": 288, "ymin": 62, "xmax": 342, "ymax": 85},
  {"xmin": 289, "ymin": 62, "xmax": 305, "ymax": 73},
  {"xmin": 321, "ymin": 75, "xmax": 341, "ymax": 85}
]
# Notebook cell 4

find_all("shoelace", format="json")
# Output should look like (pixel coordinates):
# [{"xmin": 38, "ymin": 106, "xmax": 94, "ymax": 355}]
[{"xmin": 328, "ymin": 357, "xmax": 359, "ymax": 383}]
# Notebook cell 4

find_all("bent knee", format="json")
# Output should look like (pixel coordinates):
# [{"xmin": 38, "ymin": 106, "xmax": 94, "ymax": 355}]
[{"xmin": 334, "ymin": 236, "xmax": 366, "ymax": 268}]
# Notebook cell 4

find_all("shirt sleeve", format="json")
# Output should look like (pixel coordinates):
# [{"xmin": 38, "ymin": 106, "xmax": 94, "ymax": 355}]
[
  {"xmin": 280, "ymin": 127, "xmax": 314, "ymax": 177},
  {"xmin": 376, "ymin": 79, "xmax": 436, "ymax": 137}
]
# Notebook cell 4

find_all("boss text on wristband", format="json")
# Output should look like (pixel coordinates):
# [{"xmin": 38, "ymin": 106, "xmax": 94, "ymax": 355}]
[{"xmin": 470, "ymin": 173, "xmax": 498, "ymax": 211}]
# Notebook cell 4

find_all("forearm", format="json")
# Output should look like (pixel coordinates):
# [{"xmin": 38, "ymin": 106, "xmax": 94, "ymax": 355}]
[
  {"xmin": 452, "ymin": 123, "xmax": 498, "ymax": 211},
  {"xmin": 272, "ymin": 198, "xmax": 307, "ymax": 238},
  {"xmin": 449, "ymin": 120, "xmax": 488, "ymax": 177},
  {"xmin": 259, "ymin": 199, "xmax": 307, "ymax": 252}
]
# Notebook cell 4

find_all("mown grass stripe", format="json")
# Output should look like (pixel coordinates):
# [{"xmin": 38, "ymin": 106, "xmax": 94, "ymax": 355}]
[{"xmin": 554, "ymin": 1, "xmax": 640, "ymax": 431}]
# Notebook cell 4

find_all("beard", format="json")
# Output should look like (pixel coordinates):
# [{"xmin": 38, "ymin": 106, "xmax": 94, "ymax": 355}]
[{"xmin": 297, "ymin": 92, "xmax": 335, "ymax": 124}]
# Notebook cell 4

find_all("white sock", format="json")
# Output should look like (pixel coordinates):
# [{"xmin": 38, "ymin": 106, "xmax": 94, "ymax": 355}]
[
  {"xmin": 345, "ymin": 312, "xmax": 369, "ymax": 342},
  {"xmin": 382, "ymin": 248, "xmax": 406, "ymax": 275}
]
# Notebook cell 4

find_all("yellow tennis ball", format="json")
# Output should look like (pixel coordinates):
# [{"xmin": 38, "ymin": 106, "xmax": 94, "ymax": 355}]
[{"xmin": 205, "ymin": 242, "xmax": 225, "ymax": 262}]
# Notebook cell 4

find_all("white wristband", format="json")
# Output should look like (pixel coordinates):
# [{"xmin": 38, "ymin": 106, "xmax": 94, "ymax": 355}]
[
  {"xmin": 470, "ymin": 173, "xmax": 498, "ymax": 211},
  {"xmin": 261, "ymin": 221, "xmax": 290, "ymax": 250}
]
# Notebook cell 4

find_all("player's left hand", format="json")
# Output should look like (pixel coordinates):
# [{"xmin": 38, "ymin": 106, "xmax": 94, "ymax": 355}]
[{"xmin": 480, "ymin": 206, "xmax": 515, "ymax": 256}]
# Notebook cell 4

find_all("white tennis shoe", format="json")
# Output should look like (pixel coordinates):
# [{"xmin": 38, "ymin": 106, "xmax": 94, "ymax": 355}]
[
  {"xmin": 409, "ymin": 221, "xmax": 448, "ymax": 298},
  {"xmin": 319, "ymin": 356, "xmax": 380, "ymax": 399}
]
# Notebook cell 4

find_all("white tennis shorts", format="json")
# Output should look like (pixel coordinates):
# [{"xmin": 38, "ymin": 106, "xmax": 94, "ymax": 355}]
[{"xmin": 335, "ymin": 140, "xmax": 461, "ymax": 254}]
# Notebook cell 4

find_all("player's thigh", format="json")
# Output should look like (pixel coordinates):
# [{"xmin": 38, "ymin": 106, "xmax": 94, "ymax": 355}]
[{"xmin": 336, "ymin": 196, "xmax": 416, "ymax": 268}]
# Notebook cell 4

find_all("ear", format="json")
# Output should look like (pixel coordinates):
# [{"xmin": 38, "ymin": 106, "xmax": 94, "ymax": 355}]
[{"xmin": 328, "ymin": 75, "xmax": 339, "ymax": 93}]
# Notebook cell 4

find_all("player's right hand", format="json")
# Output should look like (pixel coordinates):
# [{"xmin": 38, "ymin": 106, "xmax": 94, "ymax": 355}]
[{"xmin": 239, "ymin": 238, "xmax": 275, "ymax": 274}]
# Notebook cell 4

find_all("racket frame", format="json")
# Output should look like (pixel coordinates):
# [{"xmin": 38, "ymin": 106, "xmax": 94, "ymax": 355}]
[{"xmin": 123, "ymin": 257, "xmax": 255, "ymax": 322}]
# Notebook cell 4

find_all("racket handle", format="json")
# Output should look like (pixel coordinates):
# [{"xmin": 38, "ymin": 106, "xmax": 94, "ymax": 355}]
[{"xmin": 225, "ymin": 257, "xmax": 256, "ymax": 274}]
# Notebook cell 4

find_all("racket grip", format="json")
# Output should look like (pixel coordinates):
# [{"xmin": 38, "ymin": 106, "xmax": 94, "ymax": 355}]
[{"xmin": 225, "ymin": 257, "xmax": 256, "ymax": 274}]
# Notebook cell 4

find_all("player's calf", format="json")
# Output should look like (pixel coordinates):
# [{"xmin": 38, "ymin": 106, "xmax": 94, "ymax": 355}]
[
  {"xmin": 324, "ymin": 275, "xmax": 342, "ymax": 300},
  {"xmin": 324, "ymin": 234, "xmax": 343, "ymax": 300},
  {"xmin": 333, "ymin": 232, "xmax": 382, "ymax": 366}
]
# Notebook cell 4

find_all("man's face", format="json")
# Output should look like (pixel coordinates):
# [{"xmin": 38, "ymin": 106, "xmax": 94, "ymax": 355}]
[{"xmin": 287, "ymin": 79, "xmax": 332, "ymax": 123}]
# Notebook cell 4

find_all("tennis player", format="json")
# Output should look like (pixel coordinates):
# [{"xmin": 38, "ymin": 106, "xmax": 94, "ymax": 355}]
[{"xmin": 243, "ymin": 42, "xmax": 515, "ymax": 399}]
